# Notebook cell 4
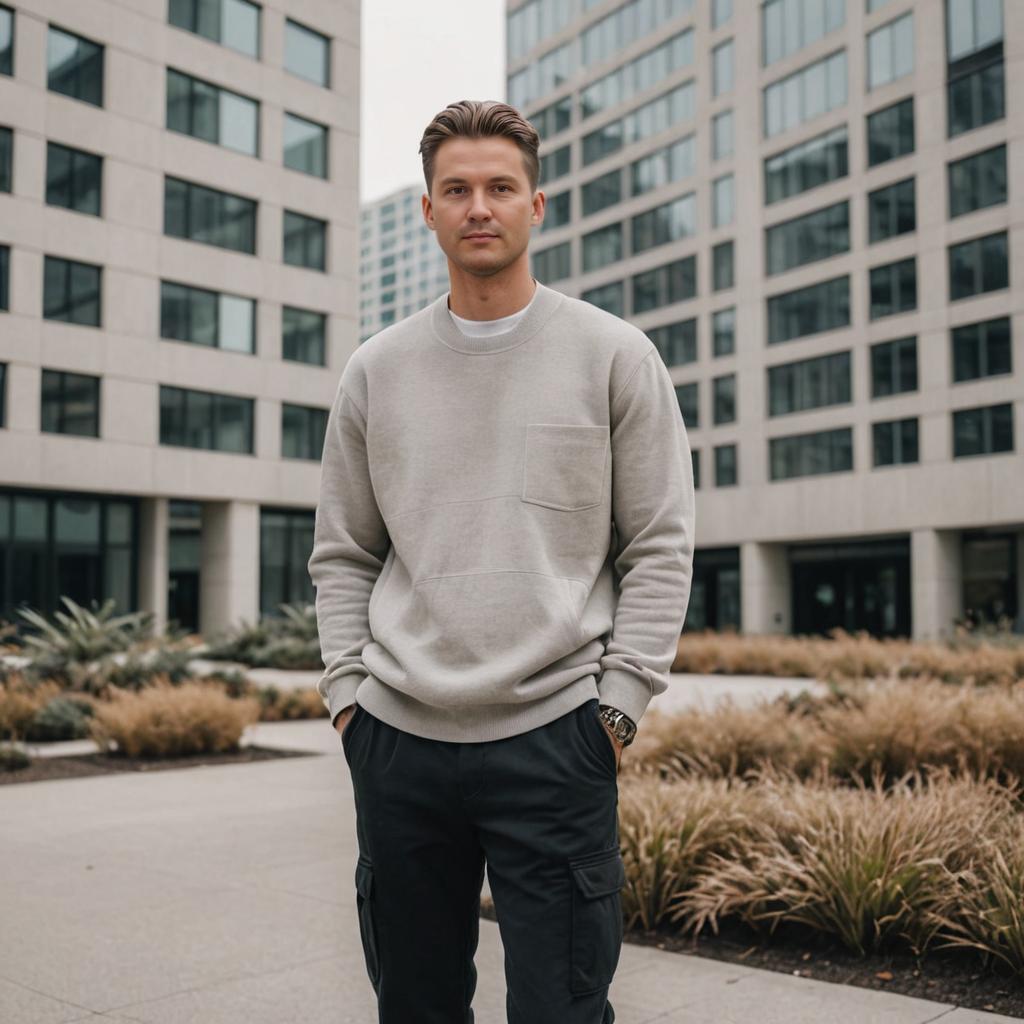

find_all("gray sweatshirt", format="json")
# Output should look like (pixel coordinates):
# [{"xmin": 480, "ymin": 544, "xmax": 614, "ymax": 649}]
[{"xmin": 308, "ymin": 280, "xmax": 696, "ymax": 743}]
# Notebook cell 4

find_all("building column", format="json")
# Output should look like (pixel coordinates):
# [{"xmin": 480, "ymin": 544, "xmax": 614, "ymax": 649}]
[
  {"xmin": 911, "ymin": 528, "xmax": 962, "ymax": 641},
  {"xmin": 200, "ymin": 500, "xmax": 260, "ymax": 641},
  {"xmin": 741, "ymin": 541, "xmax": 790, "ymax": 634},
  {"xmin": 137, "ymin": 497, "xmax": 169, "ymax": 633}
]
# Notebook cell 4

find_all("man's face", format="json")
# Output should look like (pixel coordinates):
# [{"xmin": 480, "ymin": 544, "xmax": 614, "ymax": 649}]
[{"xmin": 423, "ymin": 136, "xmax": 545, "ymax": 279}]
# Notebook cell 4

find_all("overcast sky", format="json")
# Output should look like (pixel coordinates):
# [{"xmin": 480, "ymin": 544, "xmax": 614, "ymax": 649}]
[{"xmin": 359, "ymin": 1, "xmax": 507, "ymax": 205}]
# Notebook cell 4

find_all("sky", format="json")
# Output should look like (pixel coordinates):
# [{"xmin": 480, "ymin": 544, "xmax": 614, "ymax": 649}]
[{"xmin": 359, "ymin": 0, "xmax": 507, "ymax": 205}]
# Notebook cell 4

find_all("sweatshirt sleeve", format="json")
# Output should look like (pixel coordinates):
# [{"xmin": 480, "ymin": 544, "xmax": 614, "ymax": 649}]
[
  {"xmin": 307, "ymin": 381, "xmax": 391, "ymax": 726},
  {"xmin": 597, "ymin": 347, "xmax": 696, "ymax": 727}
]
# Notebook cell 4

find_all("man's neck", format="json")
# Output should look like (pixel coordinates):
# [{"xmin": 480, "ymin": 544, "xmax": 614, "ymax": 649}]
[{"xmin": 447, "ymin": 270, "xmax": 537, "ymax": 321}]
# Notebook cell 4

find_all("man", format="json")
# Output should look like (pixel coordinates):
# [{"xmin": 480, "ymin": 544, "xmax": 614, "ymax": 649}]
[{"xmin": 308, "ymin": 99, "xmax": 695, "ymax": 1024}]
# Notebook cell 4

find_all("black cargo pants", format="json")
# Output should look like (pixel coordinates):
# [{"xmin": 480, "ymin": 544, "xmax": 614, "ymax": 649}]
[{"xmin": 341, "ymin": 696, "xmax": 624, "ymax": 1024}]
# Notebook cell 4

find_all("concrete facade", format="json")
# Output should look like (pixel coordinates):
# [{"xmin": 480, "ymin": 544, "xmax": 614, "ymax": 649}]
[
  {"xmin": 0, "ymin": 0, "xmax": 359, "ymax": 637},
  {"xmin": 509, "ymin": 0, "xmax": 1024, "ymax": 639}
]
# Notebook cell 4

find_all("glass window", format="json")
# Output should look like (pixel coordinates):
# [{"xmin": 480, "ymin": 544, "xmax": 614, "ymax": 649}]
[
  {"xmin": 633, "ymin": 255, "xmax": 697, "ymax": 314},
  {"xmin": 713, "ymin": 374, "xmax": 735, "ymax": 424},
  {"xmin": 284, "ymin": 18, "xmax": 330, "ymax": 87},
  {"xmin": 873, "ymin": 417, "xmax": 918, "ymax": 466},
  {"xmin": 531, "ymin": 96, "xmax": 572, "ymax": 141},
  {"xmin": 767, "ymin": 274, "xmax": 850, "ymax": 344},
  {"xmin": 540, "ymin": 190, "xmax": 571, "ymax": 232},
  {"xmin": 769, "ymin": 350, "xmax": 852, "ymax": 415},
  {"xmin": 764, "ymin": 124, "xmax": 848, "ymax": 204},
  {"xmin": 0, "ymin": 125, "xmax": 11, "ymax": 192},
  {"xmin": 870, "ymin": 335, "xmax": 917, "ymax": 397},
  {"xmin": 762, "ymin": 0, "xmax": 846, "ymax": 66},
  {"xmin": 675, "ymin": 382, "xmax": 698, "ymax": 428},
  {"xmin": 46, "ymin": 142, "xmax": 102, "ymax": 216},
  {"xmin": 579, "ymin": 28, "xmax": 694, "ymax": 121},
  {"xmin": 581, "ymin": 0, "xmax": 695, "ymax": 67},
  {"xmin": 712, "ymin": 174, "xmax": 733, "ymax": 227},
  {"xmin": 582, "ymin": 81, "xmax": 695, "ymax": 166},
  {"xmin": 582, "ymin": 280, "xmax": 624, "ymax": 317},
  {"xmin": 946, "ymin": 0, "xmax": 1003, "ymax": 64},
  {"xmin": 712, "ymin": 307, "xmax": 735, "ymax": 356},
  {"xmin": 647, "ymin": 319, "xmax": 697, "ymax": 366},
  {"xmin": 632, "ymin": 193, "xmax": 696, "ymax": 253},
  {"xmin": 533, "ymin": 240, "xmax": 571, "ymax": 283},
  {"xmin": 41, "ymin": 369, "xmax": 100, "ymax": 437},
  {"xmin": 948, "ymin": 230, "xmax": 1008, "ymax": 300},
  {"xmin": 164, "ymin": 176, "xmax": 257, "ymax": 254},
  {"xmin": 869, "ymin": 256, "xmax": 917, "ymax": 319},
  {"xmin": 948, "ymin": 56, "xmax": 1004, "ymax": 138},
  {"xmin": 282, "ymin": 306, "xmax": 327, "ymax": 365},
  {"xmin": 0, "ymin": 4, "xmax": 11, "ymax": 76},
  {"xmin": 283, "ymin": 112, "xmax": 327, "ymax": 178},
  {"xmin": 0, "ymin": 244, "xmax": 8, "ymax": 311},
  {"xmin": 947, "ymin": 143, "xmax": 1006, "ymax": 218},
  {"xmin": 43, "ymin": 255, "xmax": 101, "ymax": 326},
  {"xmin": 166, "ymin": 69, "xmax": 259, "ymax": 156},
  {"xmin": 259, "ymin": 508, "xmax": 315, "ymax": 617},
  {"xmin": 692, "ymin": 449, "xmax": 701, "ymax": 489},
  {"xmin": 47, "ymin": 25, "xmax": 103, "ymax": 107},
  {"xmin": 952, "ymin": 316, "xmax": 1011, "ymax": 382},
  {"xmin": 712, "ymin": 0, "xmax": 733, "ymax": 29},
  {"xmin": 763, "ymin": 49, "xmax": 846, "ymax": 137},
  {"xmin": 160, "ymin": 280, "xmax": 254, "ymax": 353},
  {"xmin": 538, "ymin": 143, "xmax": 571, "ymax": 185},
  {"xmin": 714, "ymin": 444, "xmax": 737, "ymax": 486},
  {"xmin": 712, "ymin": 39, "xmax": 733, "ymax": 96},
  {"xmin": 631, "ymin": 135, "xmax": 695, "ymax": 196},
  {"xmin": 159, "ymin": 384, "xmax": 254, "ymax": 453},
  {"xmin": 168, "ymin": 0, "xmax": 260, "ymax": 58},
  {"xmin": 282, "ymin": 403, "xmax": 328, "ymax": 460},
  {"xmin": 712, "ymin": 109, "xmax": 733, "ymax": 160},
  {"xmin": 867, "ymin": 12, "xmax": 913, "ymax": 90},
  {"xmin": 866, "ymin": 96, "xmax": 914, "ymax": 166},
  {"xmin": 508, "ymin": 0, "xmax": 575, "ymax": 63},
  {"xmin": 769, "ymin": 426, "xmax": 853, "ymax": 479},
  {"xmin": 952, "ymin": 402, "xmax": 1013, "ymax": 457},
  {"xmin": 581, "ymin": 169, "xmax": 621, "ymax": 217},
  {"xmin": 766, "ymin": 199, "xmax": 849, "ymax": 275},
  {"xmin": 712, "ymin": 240, "xmax": 734, "ymax": 291},
  {"xmin": 283, "ymin": 210, "xmax": 326, "ymax": 270},
  {"xmin": 867, "ymin": 177, "xmax": 915, "ymax": 242},
  {"xmin": 582, "ymin": 223, "xmax": 622, "ymax": 272}
]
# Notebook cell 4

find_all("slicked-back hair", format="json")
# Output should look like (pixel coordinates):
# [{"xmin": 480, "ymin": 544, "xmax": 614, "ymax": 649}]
[{"xmin": 419, "ymin": 99, "xmax": 540, "ymax": 197}]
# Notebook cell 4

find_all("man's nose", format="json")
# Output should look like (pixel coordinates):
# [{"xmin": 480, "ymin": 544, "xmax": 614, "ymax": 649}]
[{"xmin": 467, "ymin": 189, "xmax": 493, "ymax": 219}]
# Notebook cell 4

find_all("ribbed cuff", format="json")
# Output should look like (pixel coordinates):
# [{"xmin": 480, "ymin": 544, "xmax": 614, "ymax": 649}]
[
  {"xmin": 595, "ymin": 669, "xmax": 654, "ymax": 729},
  {"xmin": 320, "ymin": 674, "xmax": 362, "ymax": 728}
]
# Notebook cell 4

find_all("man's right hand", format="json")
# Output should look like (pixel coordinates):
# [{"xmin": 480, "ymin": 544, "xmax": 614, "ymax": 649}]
[{"xmin": 334, "ymin": 703, "xmax": 356, "ymax": 738}]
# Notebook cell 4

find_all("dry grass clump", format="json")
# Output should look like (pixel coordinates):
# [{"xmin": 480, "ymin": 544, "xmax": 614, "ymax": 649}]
[
  {"xmin": 618, "ymin": 770, "xmax": 1024, "ymax": 969},
  {"xmin": 633, "ymin": 677, "xmax": 1024, "ymax": 786},
  {"xmin": 673, "ymin": 627, "xmax": 1023, "ymax": 686},
  {"xmin": 89, "ymin": 676, "xmax": 260, "ymax": 757},
  {"xmin": 0, "ymin": 675, "xmax": 63, "ymax": 741}
]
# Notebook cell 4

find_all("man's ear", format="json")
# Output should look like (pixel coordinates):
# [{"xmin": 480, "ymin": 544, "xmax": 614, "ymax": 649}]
[{"xmin": 421, "ymin": 192, "xmax": 434, "ymax": 230}]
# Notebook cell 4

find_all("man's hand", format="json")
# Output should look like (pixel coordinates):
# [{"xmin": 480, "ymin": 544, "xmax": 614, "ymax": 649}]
[{"xmin": 334, "ymin": 703, "xmax": 356, "ymax": 738}]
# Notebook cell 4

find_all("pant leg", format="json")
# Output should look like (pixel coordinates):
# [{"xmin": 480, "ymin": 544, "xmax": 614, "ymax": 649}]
[
  {"xmin": 345, "ymin": 704, "xmax": 486, "ymax": 1024},
  {"xmin": 472, "ymin": 698, "xmax": 623, "ymax": 1024}
]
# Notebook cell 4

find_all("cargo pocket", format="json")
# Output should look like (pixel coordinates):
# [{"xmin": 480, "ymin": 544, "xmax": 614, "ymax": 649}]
[
  {"xmin": 522, "ymin": 423, "xmax": 609, "ymax": 512},
  {"xmin": 354, "ymin": 854, "xmax": 381, "ymax": 989},
  {"xmin": 568, "ymin": 846, "xmax": 625, "ymax": 995}
]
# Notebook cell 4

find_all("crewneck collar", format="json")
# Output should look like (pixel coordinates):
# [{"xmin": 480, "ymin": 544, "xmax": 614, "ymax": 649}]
[{"xmin": 431, "ymin": 280, "xmax": 564, "ymax": 355}]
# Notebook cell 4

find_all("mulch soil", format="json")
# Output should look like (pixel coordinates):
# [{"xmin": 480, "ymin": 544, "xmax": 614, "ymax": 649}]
[
  {"xmin": 480, "ymin": 901, "xmax": 1024, "ymax": 1018},
  {"xmin": 0, "ymin": 745, "xmax": 316, "ymax": 785}
]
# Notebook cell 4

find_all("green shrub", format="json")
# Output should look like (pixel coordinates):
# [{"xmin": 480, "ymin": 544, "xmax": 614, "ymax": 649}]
[{"xmin": 24, "ymin": 696, "xmax": 94, "ymax": 742}]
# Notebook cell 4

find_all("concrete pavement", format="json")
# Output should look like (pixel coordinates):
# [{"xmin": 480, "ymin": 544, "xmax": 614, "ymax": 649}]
[{"xmin": 0, "ymin": 679, "xmax": 1015, "ymax": 1023}]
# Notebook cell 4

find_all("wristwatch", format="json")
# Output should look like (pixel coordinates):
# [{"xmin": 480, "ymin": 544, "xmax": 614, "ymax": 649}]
[{"xmin": 598, "ymin": 704, "xmax": 637, "ymax": 746}]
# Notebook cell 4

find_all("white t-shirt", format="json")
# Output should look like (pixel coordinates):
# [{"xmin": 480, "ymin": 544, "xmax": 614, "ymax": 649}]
[{"xmin": 448, "ymin": 283, "xmax": 539, "ymax": 338}]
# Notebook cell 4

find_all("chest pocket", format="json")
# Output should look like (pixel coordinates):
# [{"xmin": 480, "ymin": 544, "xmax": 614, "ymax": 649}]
[{"xmin": 521, "ymin": 423, "xmax": 609, "ymax": 512}]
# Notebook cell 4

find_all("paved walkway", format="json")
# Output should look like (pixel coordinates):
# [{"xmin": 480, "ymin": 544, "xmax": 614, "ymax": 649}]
[{"xmin": 1, "ymin": 675, "xmax": 1013, "ymax": 1023}]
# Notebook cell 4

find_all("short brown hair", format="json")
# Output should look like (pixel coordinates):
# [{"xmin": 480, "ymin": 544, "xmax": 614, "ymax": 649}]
[{"xmin": 419, "ymin": 100, "xmax": 540, "ymax": 196}]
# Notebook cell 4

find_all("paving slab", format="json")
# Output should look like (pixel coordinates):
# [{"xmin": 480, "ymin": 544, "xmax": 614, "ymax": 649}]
[{"xmin": 1, "ymin": 742, "xmax": 1017, "ymax": 1024}]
